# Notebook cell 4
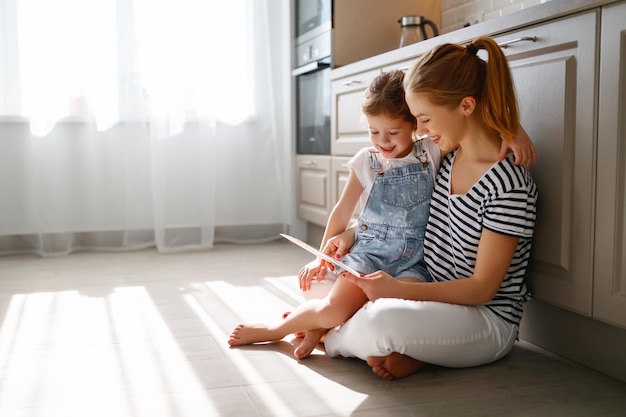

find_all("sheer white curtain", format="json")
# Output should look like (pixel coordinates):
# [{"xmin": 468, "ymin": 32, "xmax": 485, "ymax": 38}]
[{"xmin": 0, "ymin": 0, "xmax": 290, "ymax": 256}]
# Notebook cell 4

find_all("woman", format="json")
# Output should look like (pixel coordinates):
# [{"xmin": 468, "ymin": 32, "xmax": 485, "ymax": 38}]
[{"xmin": 298, "ymin": 36, "xmax": 538, "ymax": 380}]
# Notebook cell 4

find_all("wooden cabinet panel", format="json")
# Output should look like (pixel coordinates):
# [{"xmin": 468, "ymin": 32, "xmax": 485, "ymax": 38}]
[
  {"xmin": 593, "ymin": 1, "xmax": 626, "ymax": 329},
  {"xmin": 296, "ymin": 155, "xmax": 331, "ymax": 226},
  {"xmin": 495, "ymin": 11, "xmax": 598, "ymax": 315}
]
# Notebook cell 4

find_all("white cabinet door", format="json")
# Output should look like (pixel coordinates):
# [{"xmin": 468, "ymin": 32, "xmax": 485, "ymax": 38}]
[
  {"xmin": 495, "ymin": 11, "xmax": 597, "ymax": 316},
  {"xmin": 593, "ymin": 1, "xmax": 626, "ymax": 329},
  {"xmin": 296, "ymin": 155, "xmax": 331, "ymax": 227},
  {"xmin": 381, "ymin": 58, "xmax": 419, "ymax": 74},
  {"xmin": 331, "ymin": 68, "xmax": 380, "ymax": 156}
]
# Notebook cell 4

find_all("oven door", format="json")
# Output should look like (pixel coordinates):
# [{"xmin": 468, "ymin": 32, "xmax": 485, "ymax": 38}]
[{"xmin": 294, "ymin": 60, "xmax": 331, "ymax": 155}]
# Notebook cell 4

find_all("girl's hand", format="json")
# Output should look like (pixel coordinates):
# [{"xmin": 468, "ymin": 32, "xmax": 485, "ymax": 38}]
[
  {"xmin": 322, "ymin": 228, "xmax": 355, "ymax": 260},
  {"xmin": 298, "ymin": 259, "xmax": 329, "ymax": 291},
  {"xmin": 500, "ymin": 125, "xmax": 537, "ymax": 170},
  {"xmin": 342, "ymin": 270, "xmax": 401, "ymax": 301}
]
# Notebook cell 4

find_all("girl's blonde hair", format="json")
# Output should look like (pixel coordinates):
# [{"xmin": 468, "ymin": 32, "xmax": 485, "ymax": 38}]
[
  {"xmin": 362, "ymin": 70, "xmax": 415, "ymax": 124},
  {"xmin": 404, "ymin": 36, "xmax": 519, "ymax": 142}
]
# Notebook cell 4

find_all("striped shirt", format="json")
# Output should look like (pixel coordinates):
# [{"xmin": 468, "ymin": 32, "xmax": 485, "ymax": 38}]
[{"xmin": 424, "ymin": 150, "xmax": 538, "ymax": 326}]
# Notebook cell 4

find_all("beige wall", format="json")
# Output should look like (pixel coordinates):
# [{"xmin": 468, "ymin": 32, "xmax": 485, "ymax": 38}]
[{"xmin": 333, "ymin": 0, "xmax": 440, "ymax": 68}]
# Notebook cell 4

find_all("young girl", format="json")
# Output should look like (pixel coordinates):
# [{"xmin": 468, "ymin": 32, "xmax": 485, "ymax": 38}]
[
  {"xmin": 312, "ymin": 36, "xmax": 538, "ymax": 380},
  {"xmin": 228, "ymin": 70, "xmax": 440, "ymax": 357}
]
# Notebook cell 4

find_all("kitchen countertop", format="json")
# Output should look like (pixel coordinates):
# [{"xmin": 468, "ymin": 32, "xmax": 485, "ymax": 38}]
[{"xmin": 330, "ymin": 0, "xmax": 621, "ymax": 80}]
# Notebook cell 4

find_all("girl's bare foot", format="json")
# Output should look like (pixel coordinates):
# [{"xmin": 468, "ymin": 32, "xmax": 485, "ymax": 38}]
[
  {"xmin": 228, "ymin": 324, "xmax": 281, "ymax": 346},
  {"xmin": 293, "ymin": 329, "xmax": 326, "ymax": 359},
  {"xmin": 282, "ymin": 312, "xmax": 305, "ymax": 338},
  {"xmin": 366, "ymin": 353, "xmax": 427, "ymax": 380}
]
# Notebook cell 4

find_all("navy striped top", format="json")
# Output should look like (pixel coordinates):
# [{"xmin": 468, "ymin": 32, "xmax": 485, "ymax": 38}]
[{"xmin": 424, "ymin": 150, "xmax": 538, "ymax": 326}]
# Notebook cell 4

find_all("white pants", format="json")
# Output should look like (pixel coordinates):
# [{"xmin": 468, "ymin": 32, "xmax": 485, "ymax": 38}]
[{"xmin": 304, "ymin": 275, "xmax": 518, "ymax": 368}]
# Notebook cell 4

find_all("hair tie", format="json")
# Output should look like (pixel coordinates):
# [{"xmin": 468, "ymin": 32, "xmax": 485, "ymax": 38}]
[{"xmin": 466, "ymin": 43, "xmax": 478, "ymax": 56}]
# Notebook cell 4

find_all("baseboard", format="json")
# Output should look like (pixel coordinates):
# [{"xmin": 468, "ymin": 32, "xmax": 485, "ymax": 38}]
[{"xmin": 519, "ymin": 299, "xmax": 626, "ymax": 383}]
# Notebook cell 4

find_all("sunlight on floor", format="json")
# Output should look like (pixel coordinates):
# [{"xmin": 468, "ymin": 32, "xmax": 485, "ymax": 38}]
[
  {"xmin": 0, "ymin": 275, "xmax": 368, "ymax": 416},
  {"xmin": 0, "ymin": 288, "xmax": 220, "ymax": 415},
  {"xmin": 190, "ymin": 277, "xmax": 368, "ymax": 416}
]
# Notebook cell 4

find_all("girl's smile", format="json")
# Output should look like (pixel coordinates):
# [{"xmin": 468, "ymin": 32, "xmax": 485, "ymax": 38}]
[{"xmin": 367, "ymin": 113, "xmax": 415, "ymax": 159}]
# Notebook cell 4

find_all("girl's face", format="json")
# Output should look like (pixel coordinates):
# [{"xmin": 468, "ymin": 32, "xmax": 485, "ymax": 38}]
[
  {"xmin": 404, "ymin": 90, "xmax": 466, "ymax": 153},
  {"xmin": 366, "ymin": 113, "xmax": 415, "ymax": 159}
]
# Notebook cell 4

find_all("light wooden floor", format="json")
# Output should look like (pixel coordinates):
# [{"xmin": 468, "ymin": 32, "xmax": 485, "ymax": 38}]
[{"xmin": 0, "ymin": 241, "xmax": 624, "ymax": 417}]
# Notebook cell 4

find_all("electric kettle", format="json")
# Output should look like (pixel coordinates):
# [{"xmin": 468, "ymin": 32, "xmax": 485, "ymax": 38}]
[{"xmin": 398, "ymin": 15, "xmax": 439, "ymax": 48}]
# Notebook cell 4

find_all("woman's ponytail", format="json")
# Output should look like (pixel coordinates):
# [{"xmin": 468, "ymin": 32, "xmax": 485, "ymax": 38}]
[{"xmin": 471, "ymin": 37, "xmax": 519, "ymax": 142}]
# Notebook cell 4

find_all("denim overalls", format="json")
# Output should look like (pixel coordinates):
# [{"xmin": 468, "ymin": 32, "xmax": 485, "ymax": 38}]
[{"xmin": 341, "ymin": 143, "xmax": 434, "ymax": 281}]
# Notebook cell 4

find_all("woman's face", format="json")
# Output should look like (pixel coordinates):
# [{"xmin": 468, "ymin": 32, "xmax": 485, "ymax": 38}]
[
  {"xmin": 366, "ymin": 113, "xmax": 416, "ymax": 159},
  {"xmin": 404, "ymin": 90, "xmax": 465, "ymax": 153}
]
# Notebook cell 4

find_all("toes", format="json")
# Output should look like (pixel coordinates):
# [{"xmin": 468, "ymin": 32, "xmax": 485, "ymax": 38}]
[{"xmin": 366, "ymin": 356, "xmax": 385, "ymax": 368}]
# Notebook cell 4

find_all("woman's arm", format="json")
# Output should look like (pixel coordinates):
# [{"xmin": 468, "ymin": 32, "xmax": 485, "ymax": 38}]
[{"xmin": 344, "ymin": 229, "xmax": 519, "ymax": 305}]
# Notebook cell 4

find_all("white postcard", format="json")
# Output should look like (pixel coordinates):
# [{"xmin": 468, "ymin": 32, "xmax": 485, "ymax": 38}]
[{"xmin": 280, "ymin": 233, "xmax": 361, "ymax": 277}]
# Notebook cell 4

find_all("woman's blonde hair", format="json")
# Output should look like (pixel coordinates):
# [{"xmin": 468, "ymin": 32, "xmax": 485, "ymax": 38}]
[{"xmin": 404, "ymin": 36, "xmax": 519, "ymax": 142}]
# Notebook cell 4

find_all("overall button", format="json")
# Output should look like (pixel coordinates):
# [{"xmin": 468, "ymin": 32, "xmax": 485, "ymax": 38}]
[{"xmin": 361, "ymin": 224, "xmax": 368, "ymax": 230}]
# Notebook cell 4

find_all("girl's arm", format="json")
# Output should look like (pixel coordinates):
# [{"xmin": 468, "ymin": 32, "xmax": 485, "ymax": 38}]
[
  {"xmin": 319, "ymin": 170, "xmax": 362, "ymax": 251},
  {"xmin": 322, "ymin": 223, "xmax": 357, "ymax": 259},
  {"xmin": 298, "ymin": 170, "xmax": 362, "ymax": 291},
  {"xmin": 344, "ymin": 229, "xmax": 519, "ymax": 305},
  {"xmin": 500, "ymin": 125, "xmax": 536, "ymax": 169}
]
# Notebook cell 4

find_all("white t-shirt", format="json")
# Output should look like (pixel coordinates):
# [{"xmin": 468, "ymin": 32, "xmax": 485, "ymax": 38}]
[{"xmin": 346, "ymin": 139, "xmax": 440, "ymax": 210}]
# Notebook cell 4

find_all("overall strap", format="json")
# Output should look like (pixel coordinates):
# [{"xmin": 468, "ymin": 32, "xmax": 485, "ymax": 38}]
[{"xmin": 367, "ymin": 149, "xmax": 383, "ymax": 174}]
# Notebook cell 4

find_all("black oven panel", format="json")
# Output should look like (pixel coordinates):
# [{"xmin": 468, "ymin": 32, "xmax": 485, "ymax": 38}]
[
  {"xmin": 296, "ymin": 64, "xmax": 331, "ymax": 155},
  {"xmin": 293, "ymin": 0, "xmax": 332, "ymax": 155}
]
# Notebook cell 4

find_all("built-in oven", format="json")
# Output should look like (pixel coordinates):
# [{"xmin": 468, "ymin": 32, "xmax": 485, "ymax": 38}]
[{"xmin": 293, "ymin": 0, "xmax": 332, "ymax": 155}]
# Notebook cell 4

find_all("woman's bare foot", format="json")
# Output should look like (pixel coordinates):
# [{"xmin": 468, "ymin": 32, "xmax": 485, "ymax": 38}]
[
  {"xmin": 366, "ymin": 353, "xmax": 427, "ymax": 380},
  {"xmin": 293, "ymin": 329, "xmax": 326, "ymax": 359},
  {"xmin": 228, "ymin": 324, "xmax": 281, "ymax": 346}
]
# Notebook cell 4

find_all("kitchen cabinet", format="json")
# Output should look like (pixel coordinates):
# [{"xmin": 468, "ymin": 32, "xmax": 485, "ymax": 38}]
[
  {"xmin": 381, "ymin": 58, "xmax": 419, "ymax": 74},
  {"xmin": 298, "ymin": 155, "xmax": 359, "ymax": 228},
  {"xmin": 493, "ymin": 11, "xmax": 598, "ymax": 317},
  {"xmin": 331, "ymin": 68, "xmax": 380, "ymax": 156},
  {"xmin": 593, "ymin": 1, "xmax": 626, "ymax": 329},
  {"xmin": 296, "ymin": 155, "xmax": 331, "ymax": 226}
]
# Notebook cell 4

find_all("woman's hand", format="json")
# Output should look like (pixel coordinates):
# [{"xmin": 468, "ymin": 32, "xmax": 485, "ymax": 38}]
[
  {"xmin": 298, "ymin": 259, "xmax": 329, "ymax": 291},
  {"xmin": 342, "ymin": 270, "xmax": 402, "ymax": 301},
  {"xmin": 500, "ymin": 125, "xmax": 537, "ymax": 170}
]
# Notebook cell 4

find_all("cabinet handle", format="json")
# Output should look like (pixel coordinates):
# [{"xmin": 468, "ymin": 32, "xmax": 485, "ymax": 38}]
[
  {"xmin": 498, "ymin": 36, "xmax": 537, "ymax": 49},
  {"xmin": 302, "ymin": 160, "xmax": 317, "ymax": 166},
  {"xmin": 342, "ymin": 80, "xmax": 362, "ymax": 86}
]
